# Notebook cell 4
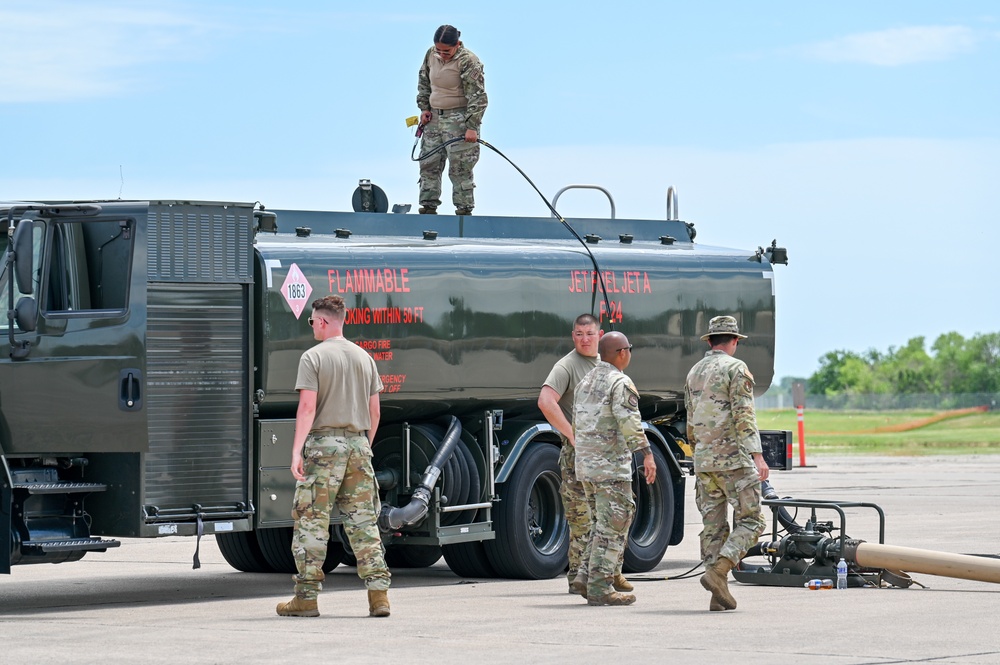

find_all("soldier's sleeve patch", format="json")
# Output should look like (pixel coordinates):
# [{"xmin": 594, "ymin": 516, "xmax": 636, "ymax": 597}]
[{"xmin": 626, "ymin": 386, "xmax": 639, "ymax": 409}]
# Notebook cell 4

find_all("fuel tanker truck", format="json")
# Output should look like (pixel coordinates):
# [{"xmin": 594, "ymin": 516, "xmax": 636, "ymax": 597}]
[{"xmin": 0, "ymin": 191, "xmax": 789, "ymax": 579}]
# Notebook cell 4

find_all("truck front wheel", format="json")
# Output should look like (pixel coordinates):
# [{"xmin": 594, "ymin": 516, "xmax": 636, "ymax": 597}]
[{"xmin": 485, "ymin": 444, "xmax": 567, "ymax": 579}]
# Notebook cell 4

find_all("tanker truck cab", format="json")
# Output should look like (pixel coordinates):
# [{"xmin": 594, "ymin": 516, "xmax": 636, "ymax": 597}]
[{"xmin": 1, "ymin": 201, "xmax": 257, "ymax": 574}]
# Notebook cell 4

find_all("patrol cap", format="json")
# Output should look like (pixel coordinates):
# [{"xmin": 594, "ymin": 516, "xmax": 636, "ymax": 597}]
[{"xmin": 700, "ymin": 315, "xmax": 748, "ymax": 341}]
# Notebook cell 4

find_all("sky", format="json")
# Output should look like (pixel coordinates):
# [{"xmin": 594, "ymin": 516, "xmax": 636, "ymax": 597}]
[{"xmin": 2, "ymin": 1, "xmax": 998, "ymax": 381}]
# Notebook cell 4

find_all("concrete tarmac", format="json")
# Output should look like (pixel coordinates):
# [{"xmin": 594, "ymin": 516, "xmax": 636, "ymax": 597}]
[{"xmin": 2, "ymin": 455, "xmax": 999, "ymax": 664}]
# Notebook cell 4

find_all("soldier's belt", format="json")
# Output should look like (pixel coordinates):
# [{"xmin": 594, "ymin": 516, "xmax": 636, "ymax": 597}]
[
  {"xmin": 312, "ymin": 428, "xmax": 367, "ymax": 438},
  {"xmin": 432, "ymin": 107, "xmax": 467, "ymax": 115}
]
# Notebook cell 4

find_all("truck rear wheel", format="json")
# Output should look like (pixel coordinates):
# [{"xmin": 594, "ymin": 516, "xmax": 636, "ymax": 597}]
[
  {"xmin": 216, "ymin": 531, "xmax": 271, "ymax": 573},
  {"xmin": 623, "ymin": 444, "xmax": 675, "ymax": 573},
  {"xmin": 257, "ymin": 527, "xmax": 298, "ymax": 573},
  {"xmin": 442, "ymin": 540, "xmax": 497, "ymax": 578},
  {"xmin": 485, "ymin": 444, "xmax": 567, "ymax": 579},
  {"xmin": 384, "ymin": 544, "xmax": 442, "ymax": 568},
  {"xmin": 217, "ymin": 527, "xmax": 342, "ymax": 574}
]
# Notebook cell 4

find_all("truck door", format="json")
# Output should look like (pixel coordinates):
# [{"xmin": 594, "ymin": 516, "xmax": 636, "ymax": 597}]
[{"xmin": 0, "ymin": 213, "xmax": 146, "ymax": 455}]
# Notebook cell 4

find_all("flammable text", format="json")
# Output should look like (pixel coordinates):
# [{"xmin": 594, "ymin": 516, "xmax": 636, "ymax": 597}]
[{"xmin": 328, "ymin": 268, "xmax": 410, "ymax": 293}]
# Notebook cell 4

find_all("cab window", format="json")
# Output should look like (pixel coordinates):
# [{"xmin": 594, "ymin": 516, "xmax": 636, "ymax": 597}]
[{"xmin": 44, "ymin": 219, "xmax": 133, "ymax": 314}]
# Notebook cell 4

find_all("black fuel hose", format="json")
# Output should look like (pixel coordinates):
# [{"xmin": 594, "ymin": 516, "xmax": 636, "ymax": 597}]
[
  {"xmin": 378, "ymin": 415, "xmax": 463, "ymax": 531},
  {"xmin": 411, "ymin": 135, "xmax": 616, "ymax": 330},
  {"xmin": 762, "ymin": 479, "xmax": 804, "ymax": 535}
]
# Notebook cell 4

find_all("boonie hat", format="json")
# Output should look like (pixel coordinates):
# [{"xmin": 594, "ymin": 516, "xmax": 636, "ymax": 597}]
[{"xmin": 700, "ymin": 315, "xmax": 748, "ymax": 341}]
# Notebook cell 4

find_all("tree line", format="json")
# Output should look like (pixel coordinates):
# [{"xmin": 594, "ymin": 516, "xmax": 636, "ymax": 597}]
[{"xmin": 784, "ymin": 332, "xmax": 1000, "ymax": 396}]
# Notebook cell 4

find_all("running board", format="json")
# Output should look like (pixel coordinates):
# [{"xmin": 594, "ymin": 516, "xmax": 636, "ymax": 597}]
[
  {"xmin": 14, "ymin": 481, "xmax": 108, "ymax": 495},
  {"xmin": 20, "ymin": 537, "xmax": 121, "ymax": 555}
]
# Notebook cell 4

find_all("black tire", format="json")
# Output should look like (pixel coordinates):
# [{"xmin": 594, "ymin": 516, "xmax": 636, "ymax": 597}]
[
  {"xmin": 216, "ymin": 531, "xmax": 271, "ymax": 573},
  {"xmin": 485, "ymin": 444, "xmax": 567, "ymax": 579},
  {"xmin": 384, "ymin": 544, "xmax": 442, "ymax": 568},
  {"xmin": 623, "ymin": 444, "xmax": 675, "ymax": 573},
  {"xmin": 257, "ymin": 527, "xmax": 298, "ymax": 574},
  {"xmin": 442, "ymin": 540, "xmax": 497, "ymax": 578},
  {"xmin": 226, "ymin": 527, "xmax": 343, "ymax": 574}
]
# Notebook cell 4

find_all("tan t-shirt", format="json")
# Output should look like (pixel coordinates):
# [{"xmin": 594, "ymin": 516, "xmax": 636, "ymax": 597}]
[
  {"xmin": 429, "ymin": 56, "xmax": 465, "ymax": 110},
  {"xmin": 542, "ymin": 350, "xmax": 599, "ymax": 426},
  {"xmin": 295, "ymin": 338, "xmax": 383, "ymax": 433}
]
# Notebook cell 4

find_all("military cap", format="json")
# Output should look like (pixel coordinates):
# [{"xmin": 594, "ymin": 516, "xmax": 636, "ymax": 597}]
[{"xmin": 700, "ymin": 315, "xmax": 748, "ymax": 341}]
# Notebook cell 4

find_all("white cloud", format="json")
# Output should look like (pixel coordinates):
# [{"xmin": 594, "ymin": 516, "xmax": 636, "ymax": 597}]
[
  {"xmin": 803, "ymin": 26, "xmax": 980, "ymax": 66},
  {"xmin": 0, "ymin": 2, "xmax": 214, "ymax": 102}
]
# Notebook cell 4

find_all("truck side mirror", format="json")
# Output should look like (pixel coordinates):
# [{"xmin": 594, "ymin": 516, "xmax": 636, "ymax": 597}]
[
  {"xmin": 14, "ymin": 296, "xmax": 37, "ymax": 332},
  {"xmin": 12, "ymin": 221, "xmax": 34, "ymax": 296}
]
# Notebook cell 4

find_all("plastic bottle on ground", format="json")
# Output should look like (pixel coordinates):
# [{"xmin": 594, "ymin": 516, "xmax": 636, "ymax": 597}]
[{"xmin": 837, "ymin": 558, "xmax": 848, "ymax": 589}]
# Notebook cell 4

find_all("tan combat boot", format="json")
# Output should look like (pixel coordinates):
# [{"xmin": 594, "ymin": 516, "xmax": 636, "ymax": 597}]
[
  {"xmin": 700, "ymin": 557, "xmax": 737, "ymax": 610},
  {"xmin": 569, "ymin": 573, "xmax": 588, "ymax": 596},
  {"xmin": 587, "ymin": 592, "xmax": 636, "ymax": 606},
  {"xmin": 368, "ymin": 589, "xmax": 391, "ymax": 617},
  {"xmin": 613, "ymin": 573, "xmax": 634, "ymax": 592},
  {"xmin": 276, "ymin": 596, "xmax": 319, "ymax": 617}
]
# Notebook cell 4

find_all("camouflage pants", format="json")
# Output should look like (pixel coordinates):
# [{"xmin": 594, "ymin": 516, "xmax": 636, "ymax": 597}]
[
  {"xmin": 291, "ymin": 433, "xmax": 390, "ymax": 600},
  {"xmin": 695, "ymin": 467, "xmax": 765, "ymax": 566},
  {"xmin": 581, "ymin": 479, "xmax": 634, "ymax": 598},
  {"xmin": 418, "ymin": 108, "xmax": 479, "ymax": 211},
  {"xmin": 559, "ymin": 444, "xmax": 591, "ymax": 581},
  {"xmin": 560, "ymin": 444, "xmax": 628, "ymax": 582}
]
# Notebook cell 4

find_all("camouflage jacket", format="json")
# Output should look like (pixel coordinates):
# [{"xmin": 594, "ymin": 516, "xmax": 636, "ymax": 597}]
[
  {"xmin": 573, "ymin": 361, "xmax": 649, "ymax": 482},
  {"xmin": 684, "ymin": 350, "xmax": 761, "ymax": 472},
  {"xmin": 417, "ymin": 45, "xmax": 488, "ymax": 131}
]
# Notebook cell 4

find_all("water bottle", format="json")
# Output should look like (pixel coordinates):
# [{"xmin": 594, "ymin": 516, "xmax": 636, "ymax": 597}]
[{"xmin": 836, "ymin": 558, "xmax": 848, "ymax": 589}]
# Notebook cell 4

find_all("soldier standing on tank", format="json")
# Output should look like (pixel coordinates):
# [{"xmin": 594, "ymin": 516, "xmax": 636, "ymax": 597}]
[
  {"xmin": 276, "ymin": 295, "xmax": 391, "ymax": 618},
  {"xmin": 573, "ymin": 331, "xmax": 657, "ymax": 606},
  {"xmin": 684, "ymin": 315, "xmax": 769, "ymax": 612},
  {"xmin": 416, "ymin": 24, "xmax": 487, "ymax": 216},
  {"xmin": 538, "ymin": 315, "xmax": 635, "ymax": 596}
]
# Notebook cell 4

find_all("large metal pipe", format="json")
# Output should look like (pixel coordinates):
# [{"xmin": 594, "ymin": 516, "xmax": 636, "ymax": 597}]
[
  {"xmin": 377, "ymin": 416, "xmax": 462, "ymax": 531},
  {"xmin": 845, "ymin": 541, "xmax": 1000, "ymax": 584}
]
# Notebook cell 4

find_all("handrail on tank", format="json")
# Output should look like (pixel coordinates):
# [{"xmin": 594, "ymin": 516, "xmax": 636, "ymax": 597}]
[
  {"xmin": 551, "ymin": 185, "xmax": 616, "ymax": 219},
  {"xmin": 666, "ymin": 186, "xmax": 679, "ymax": 220}
]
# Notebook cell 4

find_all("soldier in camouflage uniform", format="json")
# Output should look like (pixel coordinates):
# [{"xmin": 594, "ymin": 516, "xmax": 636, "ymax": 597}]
[
  {"xmin": 538, "ymin": 315, "xmax": 635, "ymax": 596},
  {"xmin": 684, "ymin": 315, "xmax": 770, "ymax": 612},
  {"xmin": 276, "ymin": 295, "xmax": 391, "ymax": 618},
  {"xmin": 573, "ymin": 331, "xmax": 657, "ymax": 606},
  {"xmin": 416, "ymin": 24, "xmax": 487, "ymax": 216}
]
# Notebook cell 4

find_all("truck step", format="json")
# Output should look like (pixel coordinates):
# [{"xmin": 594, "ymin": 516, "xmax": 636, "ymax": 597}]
[
  {"xmin": 20, "ymin": 537, "xmax": 122, "ymax": 554},
  {"xmin": 13, "ymin": 481, "xmax": 108, "ymax": 495}
]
